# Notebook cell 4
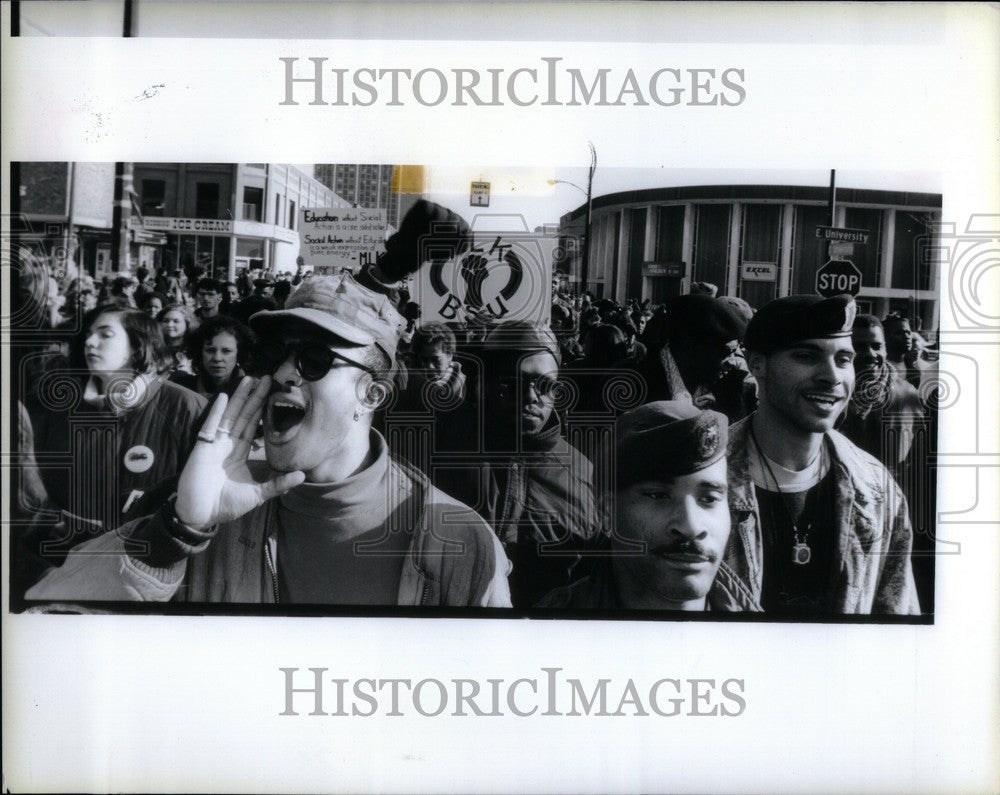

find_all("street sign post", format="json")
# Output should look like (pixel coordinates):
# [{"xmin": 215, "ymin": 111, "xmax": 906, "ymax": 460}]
[
  {"xmin": 815, "ymin": 225, "xmax": 870, "ymax": 245},
  {"xmin": 642, "ymin": 261, "xmax": 686, "ymax": 278},
  {"xmin": 816, "ymin": 258, "xmax": 863, "ymax": 297},
  {"xmin": 470, "ymin": 181, "xmax": 490, "ymax": 207}
]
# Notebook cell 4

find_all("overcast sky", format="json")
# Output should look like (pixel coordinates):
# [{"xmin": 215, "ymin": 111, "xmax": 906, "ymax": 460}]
[{"xmin": 415, "ymin": 166, "xmax": 942, "ymax": 231}]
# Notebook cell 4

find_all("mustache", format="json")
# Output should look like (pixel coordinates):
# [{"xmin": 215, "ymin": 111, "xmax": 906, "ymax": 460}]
[{"xmin": 651, "ymin": 539, "xmax": 717, "ymax": 561}]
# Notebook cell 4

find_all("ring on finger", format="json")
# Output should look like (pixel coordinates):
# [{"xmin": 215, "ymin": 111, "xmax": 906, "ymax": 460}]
[{"xmin": 197, "ymin": 430, "xmax": 216, "ymax": 443}]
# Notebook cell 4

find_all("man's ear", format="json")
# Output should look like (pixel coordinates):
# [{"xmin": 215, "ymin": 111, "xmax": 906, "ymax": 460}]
[
  {"xmin": 358, "ymin": 373, "xmax": 391, "ymax": 412},
  {"xmin": 746, "ymin": 350, "xmax": 767, "ymax": 381}
]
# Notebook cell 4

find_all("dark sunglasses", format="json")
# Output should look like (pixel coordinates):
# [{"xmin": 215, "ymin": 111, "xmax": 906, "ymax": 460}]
[
  {"xmin": 252, "ymin": 339, "xmax": 374, "ymax": 382},
  {"xmin": 497, "ymin": 374, "xmax": 559, "ymax": 399}
]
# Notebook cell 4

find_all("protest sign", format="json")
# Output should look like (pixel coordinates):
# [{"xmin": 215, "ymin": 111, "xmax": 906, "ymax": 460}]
[
  {"xmin": 299, "ymin": 206, "xmax": 387, "ymax": 272},
  {"xmin": 413, "ymin": 230, "xmax": 556, "ymax": 325}
]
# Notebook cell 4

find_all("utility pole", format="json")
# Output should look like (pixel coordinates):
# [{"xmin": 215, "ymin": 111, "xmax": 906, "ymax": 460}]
[
  {"xmin": 110, "ymin": 2, "xmax": 136, "ymax": 274},
  {"xmin": 828, "ymin": 168, "xmax": 837, "ymax": 226},
  {"xmin": 580, "ymin": 141, "xmax": 597, "ymax": 295},
  {"xmin": 110, "ymin": 162, "xmax": 134, "ymax": 273}
]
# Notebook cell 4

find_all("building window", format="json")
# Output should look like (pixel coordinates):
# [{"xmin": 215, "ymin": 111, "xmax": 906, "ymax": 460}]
[
  {"xmin": 179, "ymin": 235, "xmax": 197, "ymax": 274},
  {"xmin": 289, "ymin": 200, "xmax": 296, "ymax": 230},
  {"xmin": 655, "ymin": 205, "xmax": 685, "ymax": 262},
  {"xmin": 242, "ymin": 187, "xmax": 263, "ymax": 222},
  {"xmin": 589, "ymin": 213, "xmax": 617, "ymax": 284},
  {"xmin": 886, "ymin": 297, "xmax": 936, "ymax": 337},
  {"xmin": 892, "ymin": 211, "xmax": 938, "ymax": 291},
  {"xmin": 169, "ymin": 235, "xmax": 229, "ymax": 280},
  {"xmin": 236, "ymin": 237, "xmax": 264, "ymax": 272},
  {"xmin": 274, "ymin": 193, "xmax": 283, "ymax": 226},
  {"xmin": 791, "ymin": 204, "xmax": 830, "ymax": 295},
  {"xmin": 626, "ymin": 208, "xmax": 646, "ymax": 299},
  {"xmin": 195, "ymin": 181, "xmax": 220, "ymax": 219},
  {"xmin": 844, "ymin": 207, "xmax": 883, "ymax": 288},
  {"xmin": 141, "ymin": 179, "xmax": 166, "ymax": 217},
  {"xmin": 738, "ymin": 203, "xmax": 782, "ymax": 308},
  {"xmin": 213, "ymin": 237, "xmax": 231, "ymax": 280},
  {"xmin": 196, "ymin": 235, "xmax": 215, "ymax": 273},
  {"xmin": 692, "ymin": 204, "xmax": 731, "ymax": 292},
  {"xmin": 646, "ymin": 205, "xmax": 686, "ymax": 303}
]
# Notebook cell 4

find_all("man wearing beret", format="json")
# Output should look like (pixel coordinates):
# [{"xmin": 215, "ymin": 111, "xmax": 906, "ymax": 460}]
[
  {"xmin": 724, "ymin": 294, "xmax": 920, "ymax": 615},
  {"xmin": 25, "ymin": 271, "xmax": 512, "ymax": 608},
  {"xmin": 639, "ymin": 294, "xmax": 756, "ymax": 423},
  {"xmin": 431, "ymin": 321, "xmax": 601, "ymax": 607},
  {"xmin": 538, "ymin": 401, "xmax": 760, "ymax": 611}
]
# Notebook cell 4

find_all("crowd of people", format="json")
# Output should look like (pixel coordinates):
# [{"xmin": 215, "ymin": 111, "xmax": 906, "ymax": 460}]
[{"xmin": 12, "ymin": 200, "xmax": 939, "ymax": 616}]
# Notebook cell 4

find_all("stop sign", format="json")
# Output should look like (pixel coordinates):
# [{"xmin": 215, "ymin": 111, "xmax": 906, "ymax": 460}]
[{"xmin": 815, "ymin": 258, "xmax": 862, "ymax": 297}]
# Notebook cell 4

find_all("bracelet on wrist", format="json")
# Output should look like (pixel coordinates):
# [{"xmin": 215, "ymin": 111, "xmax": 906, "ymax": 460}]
[{"xmin": 162, "ymin": 495, "xmax": 213, "ymax": 537}]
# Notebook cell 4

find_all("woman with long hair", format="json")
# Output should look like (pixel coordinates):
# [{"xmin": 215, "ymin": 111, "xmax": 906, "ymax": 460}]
[
  {"xmin": 15, "ymin": 303, "xmax": 207, "ymax": 594},
  {"xmin": 157, "ymin": 302, "xmax": 195, "ymax": 375}
]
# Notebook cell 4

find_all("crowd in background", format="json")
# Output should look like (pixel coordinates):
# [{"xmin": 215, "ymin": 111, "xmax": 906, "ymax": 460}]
[{"xmin": 12, "ymin": 221, "xmax": 941, "ymax": 612}]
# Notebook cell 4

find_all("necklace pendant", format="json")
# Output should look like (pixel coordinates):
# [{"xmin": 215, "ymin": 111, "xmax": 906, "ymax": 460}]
[{"xmin": 792, "ymin": 541, "xmax": 812, "ymax": 565}]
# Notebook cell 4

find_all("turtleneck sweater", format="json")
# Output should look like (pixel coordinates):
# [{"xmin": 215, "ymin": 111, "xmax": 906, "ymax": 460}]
[{"xmin": 274, "ymin": 433, "xmax": 413, "ymax": 604}]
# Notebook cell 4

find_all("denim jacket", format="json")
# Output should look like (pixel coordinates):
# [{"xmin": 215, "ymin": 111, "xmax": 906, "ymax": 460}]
[{"xmin": 724, "ymin": 416, "xmax": 921, "ymax": 615}]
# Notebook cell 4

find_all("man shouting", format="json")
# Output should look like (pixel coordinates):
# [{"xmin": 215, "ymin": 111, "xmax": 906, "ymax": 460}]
[{"xmin": 28, "ymin": 273, "xmax": 511, "ymax": 607}]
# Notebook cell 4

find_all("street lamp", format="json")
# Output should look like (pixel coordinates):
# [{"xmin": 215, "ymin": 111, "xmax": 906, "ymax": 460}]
[
  {"xmin": 549, "ymin": 142, "xmax": 597, "ymax": 295},
  {"xmin": 548, "ymin": 179, "xmax": 587, "ymax": 196}
]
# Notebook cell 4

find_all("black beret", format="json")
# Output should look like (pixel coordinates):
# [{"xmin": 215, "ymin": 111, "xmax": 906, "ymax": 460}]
[
  {"xmin": 664, "ymin": 294, "xmax": 747, "ymax": 344},
  {"xmin": 744, "ymin": 294, "xmax": 857, "ymax": 353},
  {"xmin": 253, "ymin": 278, "xmax": 274, "ymax": 288},
  {"xmin": 612, "ymin": 400, "xmax": 728, "ymax": 488}
]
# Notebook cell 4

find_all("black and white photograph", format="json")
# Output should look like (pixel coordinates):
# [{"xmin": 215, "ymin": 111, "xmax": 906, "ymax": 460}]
[
  {"xmin": 9, "ymin": 162, "xmax": 942, "ymax": 620},
  {"xmin": 2, "ymin": 2, "xmax": 998, "ymax": 793}
]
